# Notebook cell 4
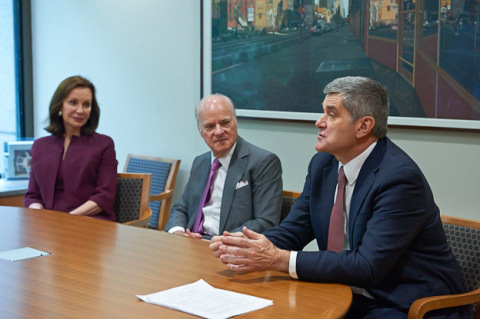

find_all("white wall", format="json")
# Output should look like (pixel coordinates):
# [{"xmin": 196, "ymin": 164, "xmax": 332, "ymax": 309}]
[
  {"xmin": 31, "ymin": 0, "xmax": 204, "ymax": 196},
  {"xmin": 31, "ymin": 1, "xmax": 480, "ymax": 221}
]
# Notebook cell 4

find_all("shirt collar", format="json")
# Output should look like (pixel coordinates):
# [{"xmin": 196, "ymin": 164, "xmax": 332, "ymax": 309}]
[
  {"xmin": 211, "ymin": 142, "xmax": 237, "ymax": 169},
  {"xmin": 339, "ymin": 141, "xmax": 377, "ymax": 186}
]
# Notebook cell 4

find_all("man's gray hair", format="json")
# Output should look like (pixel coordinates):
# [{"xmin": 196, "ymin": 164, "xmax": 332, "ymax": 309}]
[
  {"xmin": 195, "ymin": 93, "xmax": 237, "ymax": 127},
  {"xmin": 323, "ymin": 76, "xmax": 389, "ymax": 138}
]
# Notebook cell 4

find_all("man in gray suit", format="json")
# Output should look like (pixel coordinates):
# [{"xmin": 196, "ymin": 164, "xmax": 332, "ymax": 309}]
[{"xmin": 165, "ymin": 94, "xmax": 283, "ymax": 239}]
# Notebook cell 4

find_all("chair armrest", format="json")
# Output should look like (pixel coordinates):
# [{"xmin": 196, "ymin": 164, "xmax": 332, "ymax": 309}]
[
  {"xmin": 150, "ymin": 190, "xmax": 173, "ymax": 202},
  {"xmin": 408, "ymin": 288, "xmax": 480, "ymax": 319},
  {"xmin": 124, "ymin": 207, "xmax": 152, "ymax": 227}
]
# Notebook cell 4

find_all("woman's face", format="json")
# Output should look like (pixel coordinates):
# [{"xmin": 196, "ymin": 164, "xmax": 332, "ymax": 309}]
[{"xmin": 60, "ymin": 87, "xmax": 92, "ymax": 136}]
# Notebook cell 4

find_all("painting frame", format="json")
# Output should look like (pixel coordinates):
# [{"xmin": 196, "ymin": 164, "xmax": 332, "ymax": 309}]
[{"xmin": 201, "ymin": 0, "xmax": 480, "ymax": 130}]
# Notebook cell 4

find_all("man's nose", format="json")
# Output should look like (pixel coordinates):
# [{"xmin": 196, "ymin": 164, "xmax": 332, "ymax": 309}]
[
  {"xmin": 315, "ymin": 114, "xmax": 327, "ymax": 128},
  {"xmin": 213, "ymin": 124, "xmax": 224, "ymax": 135}
]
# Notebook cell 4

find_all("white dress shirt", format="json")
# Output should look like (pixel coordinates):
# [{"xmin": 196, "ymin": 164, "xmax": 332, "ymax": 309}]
[
  {"xmin": 168, "ymin": 143, "xmax": 236, "ymax": 235},
  {"xmin": 202, "ymin": 144, "xmax": 236, "ymax": 235}
]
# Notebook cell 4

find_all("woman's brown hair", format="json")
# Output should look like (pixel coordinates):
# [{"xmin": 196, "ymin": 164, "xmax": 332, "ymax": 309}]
[{"xmin": 45, "ymin": 75, "xmax": 100, "ymax": 136}]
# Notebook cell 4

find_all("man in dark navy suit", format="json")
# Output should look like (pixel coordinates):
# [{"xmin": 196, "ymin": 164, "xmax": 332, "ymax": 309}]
[{"xmin": 210, "ymin": 77, "xmax": 467, "ymax": 318}]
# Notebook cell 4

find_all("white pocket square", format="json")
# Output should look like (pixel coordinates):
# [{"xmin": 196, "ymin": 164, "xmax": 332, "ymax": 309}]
[{"xmin": 235, "ymin": 180, "xmax": 249, "ymax": 190}]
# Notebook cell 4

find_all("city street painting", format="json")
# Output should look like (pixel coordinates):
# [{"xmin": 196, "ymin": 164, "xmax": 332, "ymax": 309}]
[{"xmin": 202, "ymin": 1, "xmax": 480, "ymax": 129}]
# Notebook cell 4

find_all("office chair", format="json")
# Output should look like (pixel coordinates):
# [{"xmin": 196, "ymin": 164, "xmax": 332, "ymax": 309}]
[
  {"xmin": 124, "ymin": 154, "xmax": 180, "ymax": 230},
  {"xmin": 114, "ymin": 173, "xmax": 152, "ymax": 227},
  {"xmin": 408, "ymin": 215, "xmax": 480, "ymax": 319},
  {"xmin": 281, "ymin": 190, "xmax": 301, "ymax": 221}
]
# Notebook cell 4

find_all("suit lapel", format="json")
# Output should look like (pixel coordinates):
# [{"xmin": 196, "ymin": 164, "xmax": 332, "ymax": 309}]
[
  {"xmin": 349, "ymin": 138, "xmax": 387, "ymax": 242},
  {"xmin": 320, "ymin": 163, "xmax": 339, "ymax": 246},
  {"xmin": 187, "ymin": 153, "xmax": 211, "ymax": 229},
  {"xmin": 219, "ymin": 138, "xmax": 247, "ymax": 232},
  {"xmin": 43, "ymin": 137, "xmax": 64, "ymax": 208}
]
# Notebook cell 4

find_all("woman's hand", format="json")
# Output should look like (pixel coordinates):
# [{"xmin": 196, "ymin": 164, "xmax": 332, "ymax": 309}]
[{"xmin": 29, "ymin": 203, "xmax": 45, "ymax": 209}]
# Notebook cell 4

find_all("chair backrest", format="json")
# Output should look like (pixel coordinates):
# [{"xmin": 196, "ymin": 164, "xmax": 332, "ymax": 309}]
[
  {"xmin": 281, "ymin": 190, "xmax": 301, "ymax": 221},
  {"xmin": 115, "ymin": 173, "xmax": 152, "ymax": 226},
  {"xmin": 124, "ymin": 154, "xmax": 180, "ymax": 230},
  {"xmin": 441, "ymin": 215, "xmax": 480, "ymax": 317}
]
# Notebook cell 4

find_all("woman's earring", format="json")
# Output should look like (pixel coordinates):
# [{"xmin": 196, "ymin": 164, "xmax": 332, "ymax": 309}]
[{"xmin": 58, "ymin": 111, "xmax": 62, "ymax": 116}]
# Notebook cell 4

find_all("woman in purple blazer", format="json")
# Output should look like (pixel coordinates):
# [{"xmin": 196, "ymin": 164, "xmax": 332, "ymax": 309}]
[{"xmin": 24, "ymin": 76, "xmax": 118, "ymax": 221}]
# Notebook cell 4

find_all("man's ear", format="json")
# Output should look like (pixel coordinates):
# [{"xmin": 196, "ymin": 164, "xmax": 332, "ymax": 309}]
[{"xmin": 356, "ymin": 116, "xmax": 375, "ymax": 138}]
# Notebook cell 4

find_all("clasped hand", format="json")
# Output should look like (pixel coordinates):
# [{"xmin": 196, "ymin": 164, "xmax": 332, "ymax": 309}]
[{"xmin": 209, "ymin": 226, "xmax": 290, "ymax": 273}]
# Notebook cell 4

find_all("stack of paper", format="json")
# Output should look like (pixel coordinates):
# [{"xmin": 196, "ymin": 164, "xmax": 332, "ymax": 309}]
[{"xmin": 137, "ymin": 279, "xmax": 273, "ymax": 319}]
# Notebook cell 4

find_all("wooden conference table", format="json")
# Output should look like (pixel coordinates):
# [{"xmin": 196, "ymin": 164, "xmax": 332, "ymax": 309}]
[{"xmin": 0, "ymin": 206, "xmax": 352, "ymax": 318}]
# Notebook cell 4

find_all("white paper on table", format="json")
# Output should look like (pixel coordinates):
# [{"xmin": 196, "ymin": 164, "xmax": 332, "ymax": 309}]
[
  {"xmin": 0, "ymin": 247, "xmax": 51, "ymax": 262},
  {"xmin": 136, "ymin": 279, "xmax": 273, "ymax": 319}
]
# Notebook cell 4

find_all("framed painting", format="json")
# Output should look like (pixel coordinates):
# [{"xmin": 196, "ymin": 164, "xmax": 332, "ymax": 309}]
[{"xmin": 202, "ymin": 0, "xmax": 480, "ymax": 129}]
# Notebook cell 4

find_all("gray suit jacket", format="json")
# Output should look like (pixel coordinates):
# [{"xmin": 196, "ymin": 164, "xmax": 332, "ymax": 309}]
[{"xmin": 165, "ymin": 137, "xmax": 283, "ymax": 237}]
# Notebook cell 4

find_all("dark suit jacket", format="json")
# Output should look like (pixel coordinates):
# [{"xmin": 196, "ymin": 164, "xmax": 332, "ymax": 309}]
[
  {"xmin": 24, "ymin": 133, "xmax": 118, "ymax": 221},
  {"xmin": 166, "ymin": 136, "xmax": 283, "ymax": 237},
  {"xmin": 265, "ymin": 137, "xmax": 466, "ymax": 313}
]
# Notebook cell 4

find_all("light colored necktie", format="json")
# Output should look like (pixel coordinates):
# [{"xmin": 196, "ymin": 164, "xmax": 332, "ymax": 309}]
[
  {"xmin": 192, "ymin": 159, "xmax": 222, "ymax": 234},
  {"xmin": 327, "ymin": 166, "xmax": 347, "ymax": 252}
]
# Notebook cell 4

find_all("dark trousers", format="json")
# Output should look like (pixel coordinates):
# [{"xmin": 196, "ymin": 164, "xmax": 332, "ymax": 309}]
[
  {"xmin": 345, "ymin": 294, "xmax": 406, "ymax": 319},
  {"xmin": 345, "ymin": 294, "xmax": 469, "ymax": 319}
]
